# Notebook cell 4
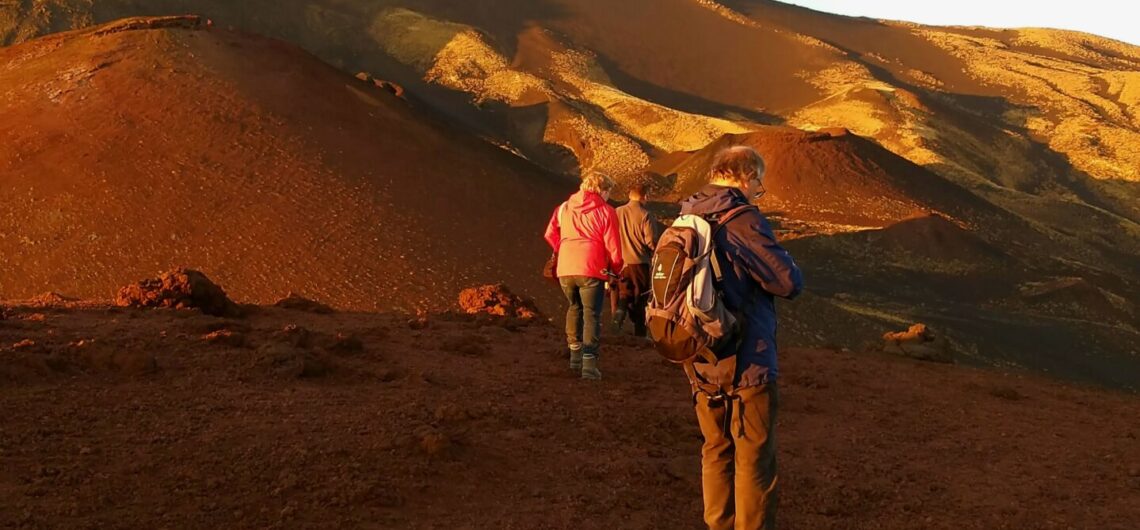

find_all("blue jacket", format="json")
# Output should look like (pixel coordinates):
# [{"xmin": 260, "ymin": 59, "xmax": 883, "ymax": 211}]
[{"xmin": 680, "ymin": 185, "xmax": 803, "ymax": 387}]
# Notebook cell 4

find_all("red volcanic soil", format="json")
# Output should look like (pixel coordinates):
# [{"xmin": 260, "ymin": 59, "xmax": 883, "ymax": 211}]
[
  {"xmin": 0, "ymin": 16, "xmax": 569, "ymax": 312},
  {"xmin": 649, "ymin": 127, "xmax": 997, "ymax": 227},
  {"xmin": 1, "ymin": 295, "xmax": 1138, "ymax": 529}
]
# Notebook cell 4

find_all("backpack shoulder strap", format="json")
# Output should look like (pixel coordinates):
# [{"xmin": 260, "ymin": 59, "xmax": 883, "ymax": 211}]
[
  {"xmin": 709, "ymin": 204, "xmax": 757, "ymax": 233},
  {"xmin": 704, "ymin": 204, "xmax": 757, "ymax": 282}
]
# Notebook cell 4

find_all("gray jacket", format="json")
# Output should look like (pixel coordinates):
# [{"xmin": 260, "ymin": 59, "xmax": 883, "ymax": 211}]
[{"xmin": 615, "ymin": 200, "xmax": 664, "ymax": 265}]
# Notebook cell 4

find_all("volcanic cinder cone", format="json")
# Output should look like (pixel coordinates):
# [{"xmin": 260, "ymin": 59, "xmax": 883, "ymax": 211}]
[{"xmin": 0, "ymin": 16, "xmax": 570, "ymax": 311}]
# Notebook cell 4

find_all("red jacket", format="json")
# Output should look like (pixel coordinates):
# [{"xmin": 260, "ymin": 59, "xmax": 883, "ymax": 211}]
[{"xmin": 544, "ymin": 190, "xmax": 623, "ymax": 280}]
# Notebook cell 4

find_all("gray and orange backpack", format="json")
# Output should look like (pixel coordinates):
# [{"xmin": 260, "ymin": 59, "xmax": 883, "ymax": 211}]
[{"xmin": 646, "ymin": 205, "xmax": 753, "ymax": 393}]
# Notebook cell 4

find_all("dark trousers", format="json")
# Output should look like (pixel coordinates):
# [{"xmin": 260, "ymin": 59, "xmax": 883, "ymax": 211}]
[
  {"xmin": 694, "ymin": 384, "xmax": 779, "ymax": 530},
  {"xmin": 559, "ymin": 276, "xmax": 604, "ymax": 355},
  {"xmin": 618, "ymin": 263, "xmax": 651, "ymax": 336}
]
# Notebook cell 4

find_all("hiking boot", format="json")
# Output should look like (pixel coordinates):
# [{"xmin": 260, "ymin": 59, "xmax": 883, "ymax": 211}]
[
  {"xmin": 581, "ymin": 354, "xmax": 602, "ymax": 380},
  {"xmin": 632, "ymin": 324, "xmax": 647, "ymax": 338},
  {"xmin": 569, "ymin": 347, "xmax": 583, "ymax": 374},
  {"xmin": 612, "ymin": 309, "xmax": 627, "ymax": 333}
]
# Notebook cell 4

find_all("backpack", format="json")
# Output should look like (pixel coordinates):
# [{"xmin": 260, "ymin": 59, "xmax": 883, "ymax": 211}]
[
  {"xmin": 646, "ymin": 205, "xmax": 753, "ymax": 393},
  {"xmin": 541, "ymin": 203, "xmax": 567, "ymax": 284}
]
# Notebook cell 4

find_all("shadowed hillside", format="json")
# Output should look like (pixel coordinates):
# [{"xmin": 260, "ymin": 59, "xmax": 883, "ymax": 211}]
[{"xmin": 0, "ymin": 16, "xmax": 569, "ymax": 311}]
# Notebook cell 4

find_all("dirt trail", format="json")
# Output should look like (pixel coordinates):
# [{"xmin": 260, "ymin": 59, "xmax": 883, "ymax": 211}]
[{"xmin": 1, "ymin": 298, "xmax": 1137, "ymax": 529}]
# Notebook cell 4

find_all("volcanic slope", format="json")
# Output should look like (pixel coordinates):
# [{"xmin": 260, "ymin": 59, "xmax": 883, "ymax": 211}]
[
  {"xmin": 4, "ymin": 5, "xmax": 1140, "ymax": 384},
  {"xmin": 5, "ymin": 0, "xmax": 1135, "ymax": 248},
  {"xmin": 649, "ymin": 127, "xmax": 1008, "ymax": 230},
  {"xmin": 0, "ymin": 16, "xmax": 569, "ymax": 311}
]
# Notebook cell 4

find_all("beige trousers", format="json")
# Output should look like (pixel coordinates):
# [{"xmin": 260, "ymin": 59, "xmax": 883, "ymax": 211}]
[{"xmin": 693, "ymin": 383, "xmax": 779, "ymax": 530}]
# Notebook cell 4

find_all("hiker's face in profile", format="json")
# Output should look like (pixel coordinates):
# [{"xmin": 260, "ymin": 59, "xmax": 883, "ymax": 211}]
[{"xmin": 746, "ymin": 166, "xmax": 766, "ymax": 200}]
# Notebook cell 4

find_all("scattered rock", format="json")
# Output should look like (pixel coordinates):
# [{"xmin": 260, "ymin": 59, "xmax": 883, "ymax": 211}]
[
  {"xmin": 200, "ymin": 320, "xmax": 252, "ymax": 335},
  {"xmin": 12, "ymin": 339, "xmax": 39, "ymax": 351},
  {"xmin": 355, "ymin": 71, "xmax": 406, "ymax": 98},
  {"xmin": 115, "ymin": 269, "xmax": 239, "ymax": 317},
  {"xmin": 408, "ymin": 317, "xmax": 430, "ymax": 330},
  {"xmin": 883, "ymin": 323, "xmax": 933, "ymax": 343},
  {"xmin": 202, "ymin": 330, "xmax": 246, "ymax": 348},
  {"xmin": 378, "ymin": 80, "xmax": 405, "ymax": 98},
  {"xmin": 814, "ymin": 127, "xmax": 851, "ymax": 139},
  {"xmin": 275, "ymin": 324, "xmax": 312, "ymax": 348},
  {"xmin": 28, "ymin": 292, "xmax": 77, "ymax": 307},
  {"xmin": 457, "ymin": 284, "xmax": 540, "ymax": 319},
  {"xmin": 274, "ymin": 293, "xmax": 334, "ymax": 314},
  {"xmin": 882, "ymin": 323, "xmax": 953, "ymax": 363}
]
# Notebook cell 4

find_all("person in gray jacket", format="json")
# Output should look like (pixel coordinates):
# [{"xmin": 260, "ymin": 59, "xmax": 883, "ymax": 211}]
[{"xmin": 613, "ymin": 179, "xmax": 665, "ymax": 336}]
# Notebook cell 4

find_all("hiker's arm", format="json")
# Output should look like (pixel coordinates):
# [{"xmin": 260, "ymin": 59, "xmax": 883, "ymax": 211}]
[
  {"xmin": 644, "ymin": 213, "xmax": 664, "ymax": 252},
  {"xmin": 731, "ymin": 214, "xmax": 803, "ymax": 299},
  {"xmin": 605, "ymin": 208, "xmax": 624, "ymax": 273},
  {"xmin": 544, "ymin": 206, "xmax": 561, "ymax": 252}
]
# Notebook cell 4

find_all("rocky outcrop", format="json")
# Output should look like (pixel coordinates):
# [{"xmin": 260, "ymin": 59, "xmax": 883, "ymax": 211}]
[{"xmin": 115, "ymin": 269, "xmax": 239, "ymax": 317}]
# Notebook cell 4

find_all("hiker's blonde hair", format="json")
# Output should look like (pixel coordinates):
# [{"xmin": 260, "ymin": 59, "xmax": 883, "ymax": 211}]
[
  {"xmin": 580, "ymin": 172, "xmax": 616, "ymax": 194},
  {"xmin": 710, "ymin": 146, "xmax": 766, "ymax": 186}
]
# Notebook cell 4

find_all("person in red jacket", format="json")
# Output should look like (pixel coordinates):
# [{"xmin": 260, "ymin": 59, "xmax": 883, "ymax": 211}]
[{"xmin": 544, "ymin": 172, "xmax": 624, "ymax": 380}]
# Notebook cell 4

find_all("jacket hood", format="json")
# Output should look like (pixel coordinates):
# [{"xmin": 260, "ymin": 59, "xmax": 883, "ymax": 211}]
[
  {"xmin": 568, "ymin": 190, "xmax": 610, "ymax": 211},
  {"xmin": 679, "ymin": 184, "xmax": 749, "ymax": 216}
]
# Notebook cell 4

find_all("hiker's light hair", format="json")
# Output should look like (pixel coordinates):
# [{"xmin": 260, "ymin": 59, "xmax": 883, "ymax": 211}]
[
  {"xmin": 580, "ymin": 172, "xmax": 616, "ymax": 194},
  {"xmin": 710, "ymin": 146, "xmax": 765, "ymax": 186}
]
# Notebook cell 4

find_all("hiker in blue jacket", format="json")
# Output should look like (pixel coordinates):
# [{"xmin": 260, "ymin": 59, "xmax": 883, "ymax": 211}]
[{"xmin": 680, "ymin": 146, "xmax": 803, "ymax": 530}]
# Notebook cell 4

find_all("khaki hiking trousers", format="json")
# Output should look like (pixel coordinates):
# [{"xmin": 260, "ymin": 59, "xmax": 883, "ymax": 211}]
[{"xmin": 693, "ymin": 383, "xmax": 779, "ymax": 530}]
